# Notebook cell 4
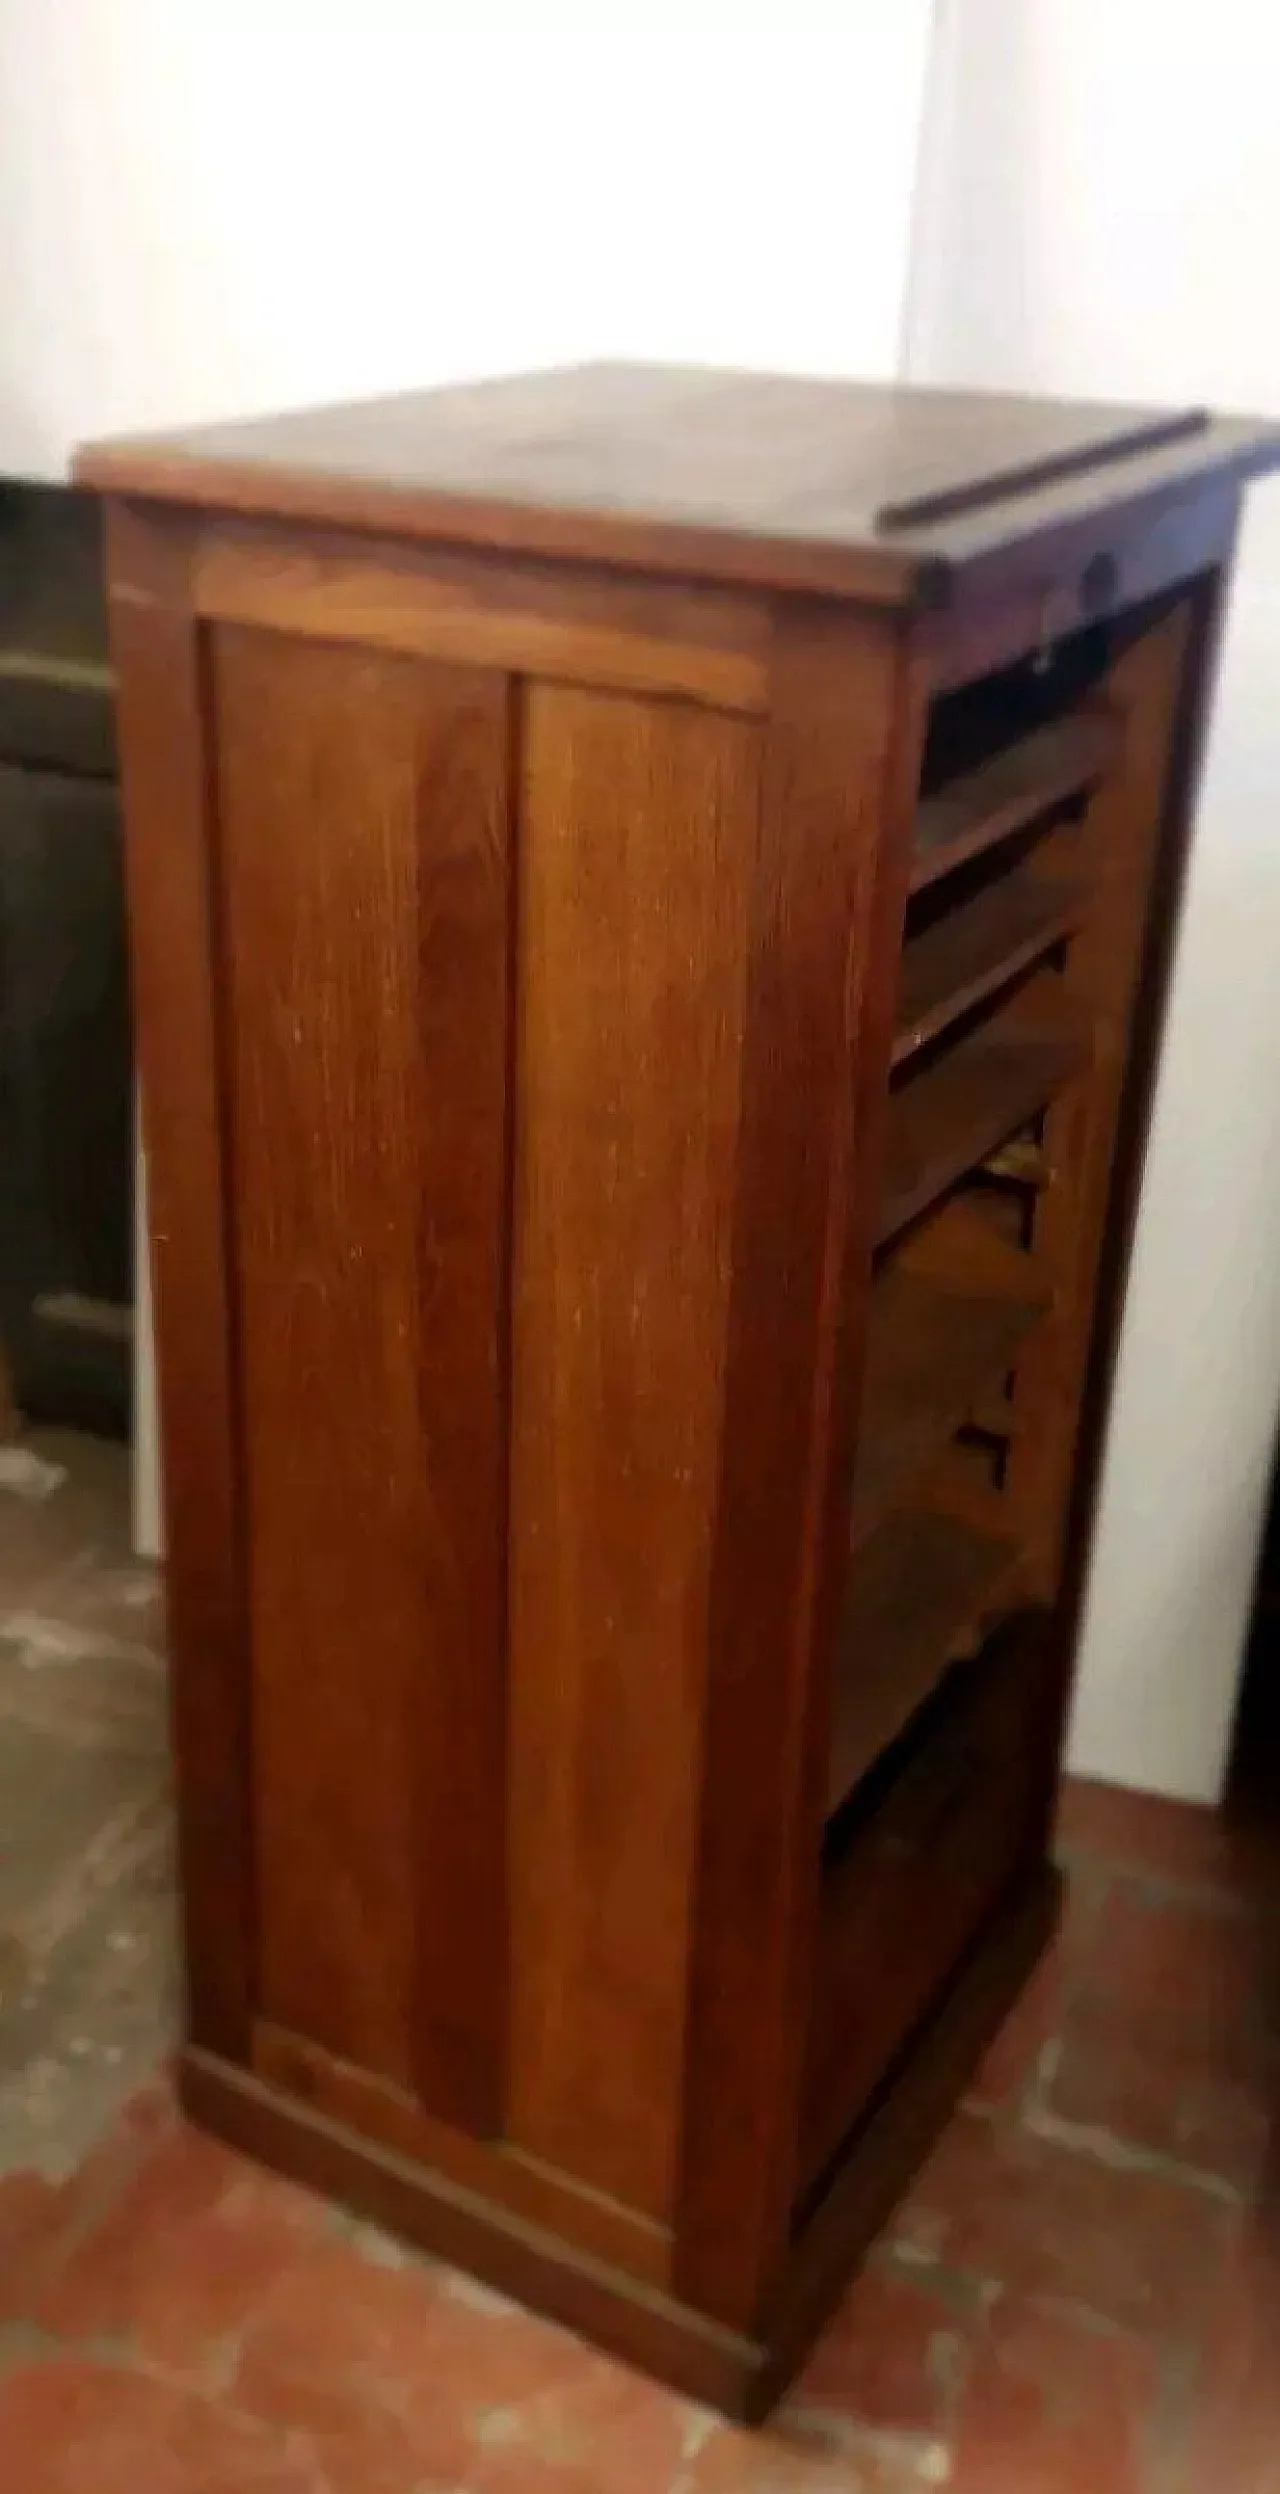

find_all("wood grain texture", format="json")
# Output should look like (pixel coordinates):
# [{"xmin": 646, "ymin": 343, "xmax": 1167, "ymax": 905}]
[
  {"xmin": 675, "ymin": 607, "xmax": 927, "ymax": 2329},
  {"xmin": 181, "ymin": 2045, "xmax": 765, "ymax": 2420},
  {"xmin": 806, "ymin": 1620, "xmax": 1045, "ymax": 2187},
  {"xmin": 102, "ymin": 503, "xmax": 253, "ymax": 2060},
  {"xmin": 764, "ymin": 1857, "xmax": 1060, "ymax": 2401},
  {"xmin": 76, "ymin": 364, "xmax": 1280, "ymax": 609},
  {"xmin": 877, "ymin": 1020, "xmax": 1086, "ymax": 1249},
  {"xmin": 177, "ymin": 1861, "xmax": 1059, "ymax": 2426},
  {"xmin": 850, "ymin": 1209, "xmax": 1046, "ymax": 1539},
  {"xmin": 1002, "ymin": 600, "xmax": 1200, "ymax": 1600},
  {"xmin": 894, "ymin": 865, "xmax": 1085, "ymax": 1066},
  {"xmin": 507, "ymin": 685, "xmax": 760, "ymax": 2224},
  {"xmin": 1034, "ymin": 561, "xmax": 1240, "ymax": 1829},
  {"xmin": 923, "ymin": 477, "xmax": 1240, "ymax": 690},
  {"xmin": 910, "ymin": 710, "xmax": 1116, "ymax": 895},
  {"xmin": 92, "ymin": 394, "xmax": 1272, "ymax": 2425},
  {"xmin": 252, "ymin": 2021, "xmax": 672, "ymax": 2286},
  {"xmin": 826, "ymin": 1508, "xmax": 1021, "ymax": 1814},
  {"xmin": 211, "ymin": 626, "xmax": 511, "ymax": 2129},
  {"xmin": 194, "ymin": 521, "xmax": 769, "ymax": 713}
]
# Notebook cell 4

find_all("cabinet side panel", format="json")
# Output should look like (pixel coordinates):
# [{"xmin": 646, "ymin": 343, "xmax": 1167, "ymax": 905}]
[
  {"xmin": 104, "ymin": 507, "xmax": 253, "ymax": 2062},
  {"xmin": 211, "ymin": 624, "xmax": 511, "ymax": 2125},
  {"xmin": 677, "ymin": 605, "xmax": 924, "ymax": 2326},
  {"xmin": 509, "ymin": 686, "xmax": 760, "ymax": 2226}
]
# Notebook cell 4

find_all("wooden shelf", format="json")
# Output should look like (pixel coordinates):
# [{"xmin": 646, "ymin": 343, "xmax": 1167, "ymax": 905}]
[
  {"xmin": 911, "ymin": 711, "xmax": 1116, "ymax": 898},
  {"xmin": 851, "ymin": 1204, "xmax": 1046, "ymax": 1540},
  {"xmin": 982, "ymin": 1136, "xmax": 1048, "ymax": 1187},
  {"xmin": 877, "ymin": 1021, "xmax": 1084, "ymax": 1249},
  {"xmin": 894, "ymin": 870, "xmax": 1084, "ymax": 1069},
  {"xmin": 0, "ymin": 646, "xmax": 117, "ymax": 779},
  {"xmin": 0, "ymin": 647, "xmax": 114, "ymax": 698},
  {"xmin": 827, "ymin": 1508, "xmax": 1021, "ymax": 1815}
]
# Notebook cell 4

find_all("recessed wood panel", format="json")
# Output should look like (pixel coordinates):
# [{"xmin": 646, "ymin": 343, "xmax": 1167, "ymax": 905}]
[
  {"xmin": 210, "ymin": 625, "xmax": 511, "ymax": 2125},
  {"xmin": 508, "ymin": 684, "xmax": 760, "ymax": 2224}
]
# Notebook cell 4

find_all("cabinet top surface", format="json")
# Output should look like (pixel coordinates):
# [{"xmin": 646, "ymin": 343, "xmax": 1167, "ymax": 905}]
[{"xmin": 75, "ymin": 362, "xmax": 1279, "ymax": 604}]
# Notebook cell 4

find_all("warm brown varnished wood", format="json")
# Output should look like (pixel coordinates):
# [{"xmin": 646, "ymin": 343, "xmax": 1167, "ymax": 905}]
[
  {"xmin": 77, "ymin": 364, "xmax": 1278, "ymax": 608},
  {"xmin": 103, "ymin": 505, "xmax": 253, "ymax": 2061},
  {"xmin": 212, "ymin": 626, "xmax": 511, "ymax": 2131},
  {"xmin": 1000, "ymin": 603, "xmax": 1202, "ymax": 1603},
  {"xmin": 922, "ymin": 475, "xmax": 1241, "ymax": 690},
  {"xmin": 895, "ymin": 865, "xmax": 1085, "ymax": 1065},
  {"xmin": 1033, "ymin": 564, "xmax": 1239, "ymax": 1840},
  {"xmin": 878, "ymin": 1016, "xmax": 1086, "ymax": 1247},
  {"xmin": 179, "ymin": 2043, "xmax": 765, "ymax": 2418},
  {"xmin": 675, "ymin": 605, "xmax": 925, "ymax": 2329},
  {"xmin": 181, "ymin": 1853, "xmax": 1059, "ymax": 2425},
  {"xmin": 194, "ymin": 519, "xmax": 770, "ymax": 714},
  {"xmin": 83, "ymin": 365, "xmax": 1280, "ymax": 2420},
  {"xmin": 251, "ymin": 2020, "xmax": 672, "ymax": 2286},
  {"xmin": 807, "ymin": 1620, "xmax": 1047, "ymax": 2185},
  {"xmin": 910, "ymin": 710, "xmax": 1116, "ymax": 895},
  {"xmin": 851, "ymin": 1204, "xmax": 1047, "ymax": 1539},
  {"xmin": 508, "ymin": 685, "xmax": 759, "ymax": 2224},
  {"xmin": 826, "ymin": 1508, "xmax": 1022, "ymax": 1814}
]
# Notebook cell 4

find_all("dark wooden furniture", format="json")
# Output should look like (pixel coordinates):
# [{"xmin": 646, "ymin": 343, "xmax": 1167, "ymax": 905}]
[
  {"xmin": 77, "ymin": 367, "xmax": 1279, "ymax": 2418},
  {"xmin": 0, "ymin": 482, "xmax": 131, "ymax": 1435}
]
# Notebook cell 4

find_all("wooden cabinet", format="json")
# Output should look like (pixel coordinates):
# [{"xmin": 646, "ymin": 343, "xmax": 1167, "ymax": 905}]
[{"xmin": 77, "ymin": 368, "xmax": 1279, "ymax": 2418}]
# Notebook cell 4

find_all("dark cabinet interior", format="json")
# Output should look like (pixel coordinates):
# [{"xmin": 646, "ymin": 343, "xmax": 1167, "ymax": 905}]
[{"xmin": 0, "ymin": 482, "xmax": 131, "ymax": 1433}]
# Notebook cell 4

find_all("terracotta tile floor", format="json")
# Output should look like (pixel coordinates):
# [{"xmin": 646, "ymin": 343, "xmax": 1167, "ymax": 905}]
[{"xmin": 3, "ymin": 1431, "xmax": 1280, "ymax": 2488}]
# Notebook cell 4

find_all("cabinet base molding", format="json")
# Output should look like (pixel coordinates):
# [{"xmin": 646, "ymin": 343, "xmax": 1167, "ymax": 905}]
[{"xmin": 181, "ymin": 1865, "xmax": 1059, "ymax": 2422}]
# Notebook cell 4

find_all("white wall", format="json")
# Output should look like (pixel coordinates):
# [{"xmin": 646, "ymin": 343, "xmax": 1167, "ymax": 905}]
[
  {"xmin": 908, "ymin": 0, "xmax": 1280, "ymax": 1800},
  {"xmin": 0, "ymin": 3, "xmax": 935, "ymax": 474},
  {"xmin": 0, "ymin": 2, "xmax": 936, "ymax": 1557}
]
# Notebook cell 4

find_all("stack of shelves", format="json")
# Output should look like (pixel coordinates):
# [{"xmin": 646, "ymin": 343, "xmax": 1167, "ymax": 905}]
[
  {"xmin": 826, "ymin": 692, "xmax": 1119, "ymax": 1831},
  {"xmin": 801, "ymin": 676, "xmax": 1126, "ymax": 2194}
]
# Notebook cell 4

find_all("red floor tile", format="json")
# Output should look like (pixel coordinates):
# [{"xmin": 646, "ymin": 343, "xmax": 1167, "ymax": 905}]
[
  {"xmin": 895, "ymin": 2107, "xmax": 1233, "ymax": 2342},
  {"xmin": 462, "ymin": 2345, "xmax": 695, "ymax": 2494},
  {"xmin": 1082, "ymin": 1880, "xmax": 1262, "ymax": 2034},
  {"xmin": 0, "ymin": 2074, "xmax": 176, "ymax": 2325},
  {"xmin": 1172, "ymin": 2061, "xmax": 1273, "ymax": 2196},
  {"xmin": 1048, "ymin": 1998, "xmax": 1271, "ymax": 2191},
  {"xmin": 792, "ymin": 2253, "xmax": 965, "ymax": 2445},
  {"xmin": 1057, "ymin": 1777, "xmax": 1269, "ymax": 1898},
  {"xmin": 0, "ymin": 2168, "xmax": 66, "ymax": 2326},
  {"xmin": 967, "ymin": 1868, "xmax": 1104, "ymax": 2117},
  {"xmin": 6, "ymin": 1747, "xmax": 1280, "ymax": 2488},
  {"xmin": 1176, "ymin": 2211, "xmax": 1280, "ymax": 2494},
  {"xmin": 683, "ymin": 2420, "xmax": 925, "ymax": 2492},
  {"xmin": 1045, "ymin": 1877, "xmax": 1276, "ymax": 2186},
  {"xmin": 968, "ymin": 1935, "xmax": 1066, "ymax": 2116},
  {"xmin": 947, "ymin": 2294, "xmax": 1162, "ymax": 2494},
  {"xmin": 0, "ymin": 2356, "xmax": 316, "ymax": 2494},
  {"xmin": 234, "ymin": 2248, "xmax": 601, "ymax": 2486},
  {"xmin": 35, "ymin": 2121, "xmax": 328, "ymax": 2385}
]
